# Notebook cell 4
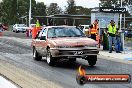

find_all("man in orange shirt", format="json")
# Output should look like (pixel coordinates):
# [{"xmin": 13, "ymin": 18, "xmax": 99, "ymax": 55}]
[
  {"xmin": 89, "ymin": 19, "xmax": 99, "ymax": 40},
  {"xmin": 32, "ymin": 20, "xmax": 41, "ymax": 39}
]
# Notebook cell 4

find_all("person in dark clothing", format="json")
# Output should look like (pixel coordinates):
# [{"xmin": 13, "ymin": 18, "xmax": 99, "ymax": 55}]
[
  {"xmin": 103, "ymin": 28, "xmax": 109, "ymax": 50},
  {"xmin": 0, "ymin": 24, "xmax": 3, "ymax": 32}
]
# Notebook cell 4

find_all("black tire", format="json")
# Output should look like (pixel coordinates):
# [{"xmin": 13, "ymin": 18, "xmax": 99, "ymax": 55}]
[
  {"xmin": 46, "ymin": 48, "xmax": 55, "ymax": 66},
  {"xmin": 87, "ymin": 55, "xmax": 97, "ymax": 66},
  {"xmin": 69, "ymin": 58, "xmax": 76, "ymax": 62},
  {"xmin": 33, "ymin": 48, "xmax": 42, "ymax": 61},
  {"xmin": 15, "ymin": 30, "xmax": 18, "ymax": 33}
]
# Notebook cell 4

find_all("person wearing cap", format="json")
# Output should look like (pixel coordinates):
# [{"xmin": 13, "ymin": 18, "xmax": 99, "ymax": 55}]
[
  {"xmin": 107, "ymin": 20, "xmax": 120, "ymax": 53},
  {"xmin": 89, "ymin": 19, "xmax": 99, "ymax": 40}
]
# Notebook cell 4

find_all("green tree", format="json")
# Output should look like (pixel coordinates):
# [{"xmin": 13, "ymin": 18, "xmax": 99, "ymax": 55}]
[
  {"xmin": 75, "ymin": 6, "xmax": 91, "ymax": 15},
  {"xmin": 100, "ymin": 0, "xmax": 132, "ymax": 16},
  {"xmin": 1, "ymin": 0, "xmax": 48, "ymax": 25},
  {"xmin": 66, "ymin": 0, "xmax": 76, "ymax": 14},
  {"xmin": 65, "ymin": 0, "xmax": 76, "ymax": 25},
  {"xmin": 100, "ymin": 0, "xmax": 132, "ymax": 7},
  {"xmin": 0, "ymin": 2, "xmax": 2, "ymax": 22},
  {"xmin": 35, "ymin": 2, "xmax": 46, "ymax": 16},
  {"xmin": 1, "ymin": 0, "xmax": 13, "ymax": 24},
  {"xmin": 0, "ymin": 0, "xmax": 37, "ymax": 25},
  {"xmin": 17, "ymin": 0, "xmax": 36, "ymax": 19},
  {"xmin": 11, "ymin": 0, "xmax": 18, "ymax": 23},
  {"xmin": 47, "ymin": 3, "xmax": 62, "ymax": 15}
]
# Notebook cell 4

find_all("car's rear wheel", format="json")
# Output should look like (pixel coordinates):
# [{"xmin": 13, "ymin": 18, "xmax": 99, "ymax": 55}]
[
  {"xmin": 33, "ymin": 48, "xmax": 42, "ymax": 61},
  {"xmin": 46, "ymin": 48, "xmax": 55, "ymax": 66},
  {"xmin": 86, "ymin": 55, "xmax": 97, "ymax": 66}
]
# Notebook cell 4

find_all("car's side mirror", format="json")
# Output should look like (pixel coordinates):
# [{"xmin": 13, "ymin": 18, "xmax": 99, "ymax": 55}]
[{"xmin": 40, "ymin": 36, "xmax": 46, "ymax": 40}]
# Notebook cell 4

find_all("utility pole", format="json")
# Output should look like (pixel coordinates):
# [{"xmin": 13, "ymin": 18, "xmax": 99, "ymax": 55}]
[
  {"xmin": 119, "ymin": 0, "xmax": 125, "ymax": 51},
  {"xmin": 29, "ymin": 0, "xmax": 31, "ymax": 27},
  {"xmin": 119, "ymin": 0, "xmax": 122, "ymax": 31},
  {"xmin": 17, "ymin": 0, "xmax": 19, "ymax": 23}
]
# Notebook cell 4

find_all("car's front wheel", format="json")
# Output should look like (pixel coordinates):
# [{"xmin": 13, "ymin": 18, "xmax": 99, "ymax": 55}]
[
  {"xmin": 33, "ymin": 48, "xmax": 42, "ymax": 61},
  {"xmin": 46, "ymin": 49, "xmax": 55, "ymax": 66},
  {"xmin": 86, "ymin": 55, "xmax": 97, "ymax": 66}
]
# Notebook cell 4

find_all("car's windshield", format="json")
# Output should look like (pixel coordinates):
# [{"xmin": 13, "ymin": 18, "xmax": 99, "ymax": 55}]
[
  {"xmin": 85, "ymin": 26, "xmax": 89, "ymax": 29},
  {"xmin": 17, "ymin": 24, "xmax": 26, "ymax": 27},
  {"xmin": 47, "ymin": 27, "xmax": 86, "ymax": 38}
]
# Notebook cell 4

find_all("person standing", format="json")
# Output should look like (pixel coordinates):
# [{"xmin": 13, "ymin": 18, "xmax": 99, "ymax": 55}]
[
  {"xmin": 0, "ymin": 24, "xmax": 3, "ymax": 36},
  {"xmin": 107, "ymin": 20, "xmax": 119, "ymax": 53},
  {"xmin": 89, "ymin": 19, "xmax": 99, "ymax": 40},
  {"xmin": 32, "ymin": 20, "xmax": 41, "ymax": 39},
  {"xmin": 103, "ymin": 28, "xmax": 109, "ymax": 50},
  {"xmin": 0, "ymin": 24, "xmax": 3, "ymax": 31}
]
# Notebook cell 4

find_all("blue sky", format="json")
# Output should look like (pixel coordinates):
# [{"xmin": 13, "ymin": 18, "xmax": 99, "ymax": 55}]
[{"xmin": 35, "ymin": 0, "xmax": 101, "ymax": 9}]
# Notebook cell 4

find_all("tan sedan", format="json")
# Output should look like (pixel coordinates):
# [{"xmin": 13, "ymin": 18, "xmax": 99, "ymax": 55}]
[{"xmin": 31, "ymin": 26, "xmax": 99, "ymax": 66}]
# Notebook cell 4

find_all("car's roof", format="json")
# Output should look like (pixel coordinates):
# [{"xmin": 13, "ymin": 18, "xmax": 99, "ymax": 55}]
[
  {"xmin": 15, "ymin": 24, "xmax": 25, "ymax": 25},
  {"xmin": 81, "ymin": 25, "xmax": 89, "ymax": 26},
  {"xmin": 44, "ymin": 26, "xmax": 76, "ymax": 29},
  {"xmin": 31, "ymin": 24, "xmax": 36, "ymax": 25}
]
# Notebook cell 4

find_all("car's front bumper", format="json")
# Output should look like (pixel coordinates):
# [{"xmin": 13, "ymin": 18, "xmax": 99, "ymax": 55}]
[{"xmin": 50, "ymin": 47, "xmax": 99, "ymax": 58}]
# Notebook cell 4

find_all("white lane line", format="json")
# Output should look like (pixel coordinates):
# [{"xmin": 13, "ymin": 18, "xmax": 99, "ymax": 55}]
[{"xmin": 0, "ymin": 76, "xmax": 18, "ymax": 88}]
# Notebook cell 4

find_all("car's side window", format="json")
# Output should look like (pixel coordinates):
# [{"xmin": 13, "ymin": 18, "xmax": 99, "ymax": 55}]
[
  {"xmin": 40, "ymin": 28, "xmax": 47, "ymax": 40},
  {"xmin": 35, "ymin": 30, "xmax": 42, "ymax": 39},
  {"xmin": 36, "ymin": 28, "xmax": 47, "ymax": 39},
  {"xmin": 41, "ymin": 28, "xmax": 47, "ymax": 36},
  {"xmin": 35, "ymin": 31, "xmax": 40, "ymax": 39},
  {"xmin": 38, "ymin": 30, "xmax": 43, "ymax": 38}
]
